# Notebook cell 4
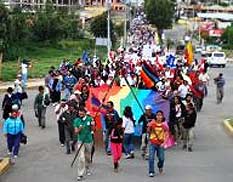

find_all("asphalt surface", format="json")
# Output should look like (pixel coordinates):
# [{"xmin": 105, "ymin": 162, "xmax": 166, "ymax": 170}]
[{"xmin": 1, "ymin": 64, "xmax": 233, "ymax": 182}]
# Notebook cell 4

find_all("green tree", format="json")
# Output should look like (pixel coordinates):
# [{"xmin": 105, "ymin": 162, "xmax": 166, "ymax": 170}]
[
  {"xmin": 221, "ymin": 25, "xmax": 233, "ymax": 48},
  {"xmin": 0, "ymin": 2, "xmax": 10, "ymax": 59},
  {"xmin": 144, "ymin": 0, "xmax": 174, "ymax": 42},
  {"xmin": 90, "ymin": 12, "xmax": 115, "ymax": 45}
]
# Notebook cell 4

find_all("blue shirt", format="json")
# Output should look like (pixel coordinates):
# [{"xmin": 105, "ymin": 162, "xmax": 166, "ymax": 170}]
[{"xmin": 3, "ymin": 117, "xmax": 24, "ymax": 135}]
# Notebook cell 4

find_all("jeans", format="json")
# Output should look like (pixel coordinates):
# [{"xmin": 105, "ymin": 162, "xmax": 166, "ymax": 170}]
[
  {"xmin": 217, "ymin": 87, "xmax": 224, "ymax": 104},
  {"xmin": 123, "ymin": 133, "xmax": 134, "ymax": 155},
  {"xmin": 22, "ymin": 73, "xmax": 28, "ymax": 89},
  {"xmin": 148, "ymin": 143, "xmax": 165, "ymax": 174},
  {"xmin": 104, "ymin": 129, "xmax": 111, "ymax": 153},
  {"xmin": 7, "ymin": 133, "xmax": 22, "ymax": 156},
  {"xmin": 182, "ymin": 128, "xmax": 194, "ymax": 148},
  {"xmin": 38, "ymin": 107, "xmax": 46, "ymax": 127}
]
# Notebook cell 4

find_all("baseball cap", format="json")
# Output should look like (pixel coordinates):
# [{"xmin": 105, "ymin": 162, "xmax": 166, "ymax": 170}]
[
  {"xmin": 74, "ymin": 90, "xmax": 81, "ymax": 95},
  {"xmin": 12, "ymin": 104, "xmax": 19, "ymax": 111},
  {"xmin": 145, "ymin": 105, "xmax": 152, "ymax": 110}
]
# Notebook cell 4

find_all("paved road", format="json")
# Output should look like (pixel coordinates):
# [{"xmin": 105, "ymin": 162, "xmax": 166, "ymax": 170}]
[{"xmin": 1, "ymin": 65, "xmax": 233, "ymax": 182}]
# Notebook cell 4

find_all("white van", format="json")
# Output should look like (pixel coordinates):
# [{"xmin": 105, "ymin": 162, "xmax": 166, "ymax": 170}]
[{"xmin": 208, "ymin": 52, "xmax": 226, "ymax": 68}]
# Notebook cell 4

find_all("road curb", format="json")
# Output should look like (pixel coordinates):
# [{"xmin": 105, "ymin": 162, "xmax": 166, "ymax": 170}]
[
  {"xmin": 222, "ymin": 119, "xmax": 233, "ymax": 136},
  {"xmin": 0, "ymin": 158, "xmax": 11, "ymax": 176}
]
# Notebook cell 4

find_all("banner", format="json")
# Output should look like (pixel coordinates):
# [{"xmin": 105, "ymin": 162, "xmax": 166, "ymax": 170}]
[{"xmin": 86, "ymin": 85, "xmax": 170, "ymax": 136}]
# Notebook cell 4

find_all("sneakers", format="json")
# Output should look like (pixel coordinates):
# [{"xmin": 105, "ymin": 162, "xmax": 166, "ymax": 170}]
[
  {"xmin": 86, "ymin": 169, "xmax": 91, "ymax": 176},
  {"xmin": 149, "ymin": 173, "xmax": 154, "ymax": 177},
  {"xmin": 125, "ymin": 154, "xmax": 131, "ymax": 159},
  {"xmin": 60, "ymin": 144, "xmax": 64, "ymax": 147},
  {"xmin": 130, "ymin": 153, "xmax": 135, "ymax": 159},
  {"xmin": 188, "ymin": 147, "xmax": 193, "ymax": 152},
  {"xmin": 8, "ymin": 152, "xmax": 12, "ymax": 156},
  {"xmin": 182, "ymin": 144, "xmax": 187, "ymax": 150},
  {"xmin": 107, "ymin": 151, "xmax": 111, "ymax": 156},
  {"xmin": 76, "ymin": 176, "xmax": 83, "ymax": 181},
  {"xmin": 114, "ymin": 162, "xmax": 119, "ymax": 173}
]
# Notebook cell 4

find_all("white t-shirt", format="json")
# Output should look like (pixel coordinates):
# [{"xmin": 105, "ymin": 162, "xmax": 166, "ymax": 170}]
[
  {"xmin": 122, "ymin": 116, "xmax": 135, "ymax": 134},
  {"xmin": 199, "ymin": 73, "xmax": 210, "ymax": 83},
  {"xmin": 178, "ymin": 84, "xmax": 189, "ymax": 99}
]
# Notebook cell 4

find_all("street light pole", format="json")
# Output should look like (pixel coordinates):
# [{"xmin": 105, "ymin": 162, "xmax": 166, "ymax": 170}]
[
  {"xmin": 124, "ymin": 4, "xmax": 127, "ymax": 48},
  {"xmin": 107, "ymin": 0, "xmax": 111, "ymax": 56}
]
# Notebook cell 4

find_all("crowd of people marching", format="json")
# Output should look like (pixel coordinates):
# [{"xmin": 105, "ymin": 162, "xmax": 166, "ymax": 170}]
[{"xmin": 1, "ymin": 8, "xmax": 226, "ymax": 181}]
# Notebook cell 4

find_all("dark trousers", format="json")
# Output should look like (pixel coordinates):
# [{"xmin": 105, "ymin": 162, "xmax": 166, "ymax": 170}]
[
  {"xmin": 58, "ymin": 122, "xmax": 65, "ymax": 145},
  {"xmin": 7, "ymin": 133, "xmax": 22, "ymax": 156},
  {"xmin": 38, "ymin": 107, "xmax": 46, "ymax": 127}
]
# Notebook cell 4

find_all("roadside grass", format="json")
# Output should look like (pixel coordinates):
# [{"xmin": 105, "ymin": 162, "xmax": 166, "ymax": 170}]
[
  {"xmin": 1, "ymin": 39, "xmax": 107, "ymax": 81},
  {"xmin": 228, "ymin": 119, "xmax": 233, "ymax": 127}
]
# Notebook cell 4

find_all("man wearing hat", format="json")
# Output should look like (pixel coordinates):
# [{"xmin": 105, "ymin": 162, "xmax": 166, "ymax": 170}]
[
  {"xmin": 55, "ymin": 98, "xmax": 68, "ymax": 147},
  {"xmin": 138, "ymin": 105, "xmax": 155, "ymax": 159}
]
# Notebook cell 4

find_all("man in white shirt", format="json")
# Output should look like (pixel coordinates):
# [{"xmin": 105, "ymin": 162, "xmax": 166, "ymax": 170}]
[
  {"xmin": 21, "ymin": 59, "xmax": 30, "ymax": 89},
  {"xmin": 178, "ymin": 80, "xmax": 189, "ymax": 100},
  {"xmin": 198, "ymin": 72, "xmax": 210, "ymax": 96}
]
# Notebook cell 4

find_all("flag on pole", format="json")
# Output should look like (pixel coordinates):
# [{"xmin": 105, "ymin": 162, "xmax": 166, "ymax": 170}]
[
  {"xmin": 166, "ymin": 54, "xmax": 176, "ymax": 68},
  {"xmin": 185, "ymin": 41, "xmax": 194, "ymax": 65},
  {"xmin": 81, "ymin": 51, "xmax": 89, "ymax": 64}
]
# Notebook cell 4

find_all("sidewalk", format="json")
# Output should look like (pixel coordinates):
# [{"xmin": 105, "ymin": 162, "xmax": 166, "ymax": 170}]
[{"xmin": 0, "ymin": 78, "xmax": 44, "ymax": 92}]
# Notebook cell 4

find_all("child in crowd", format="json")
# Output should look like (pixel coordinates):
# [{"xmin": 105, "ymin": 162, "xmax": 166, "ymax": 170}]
[{"xmin": 110, "ymin": 118, "xmax": 124, "ymax": 172}]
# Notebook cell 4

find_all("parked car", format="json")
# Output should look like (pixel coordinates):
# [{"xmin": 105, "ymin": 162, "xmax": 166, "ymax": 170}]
[
  {"xmin": 195, "ymin": 46, "xmax": 204, "ymax": 53},
  {"xmin": 207, "ymin": 51, "xmax": 226, "ymax": 68}
]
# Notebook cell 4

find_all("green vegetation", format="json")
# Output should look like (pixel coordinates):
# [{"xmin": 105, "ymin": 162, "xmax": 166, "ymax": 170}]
[
  {"xmin": 228, "ymin": 119, "xmax": 233, "ymax": 127},
  {"xmin": 0, "ymin": 0, "xmax": 82, "ymax": 61},
  {"xmin": 144, "ymin": 0, "xmax": 174, "ymax": 42},
  {"xmin": 221, "ymin": 25, "xmax": 233, "ymax": 50},
  {"xmin": 1, "ymin": 40, "xmax": 107, "ymax": 81}
]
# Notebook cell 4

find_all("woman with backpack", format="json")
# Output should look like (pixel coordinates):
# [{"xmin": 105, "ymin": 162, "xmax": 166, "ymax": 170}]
[{"xmin": 147, "ymin": 110, "xmax": 169, "ymax": 177}]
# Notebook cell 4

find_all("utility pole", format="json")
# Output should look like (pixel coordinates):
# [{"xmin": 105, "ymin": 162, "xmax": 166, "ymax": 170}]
[
  {"xmin": 107, "ymin": 0, "xmax": 111, "ymax": 56},
  {"xmin": 124, "ymin": 4, "xmax": 127, "ymax": 48}
]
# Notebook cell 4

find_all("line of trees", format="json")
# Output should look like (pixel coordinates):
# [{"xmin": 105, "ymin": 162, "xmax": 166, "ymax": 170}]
[
  {"xmin": 144, "ymin": 0, "xmax": 175, "ymax": 43},
  {"xmin": 0, "ymin": 1, "xmax": 82, "ymax": 61}
]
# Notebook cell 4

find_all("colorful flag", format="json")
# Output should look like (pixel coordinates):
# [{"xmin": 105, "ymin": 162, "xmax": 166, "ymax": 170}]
[
  {"xmin": 86, "ymin": 85, "xmax": 170, "ymax": 136},
  {"xmin": 81, "ymin": 51, "xmax": 89, "ymax": 63},
  {"xmin": 166, "ymin": 54, "xmax": 176, "ymax": 68},
  {"xmin": 140, "ymin": 62, "xmax": 160, "ymax": 88},
  {"xmin": 91, "ymin": 95, "xmax": 101, "ymax": 107},
  {"xmin": 185, "ymin": 41, "xmax": 194, "ymax": 65}
]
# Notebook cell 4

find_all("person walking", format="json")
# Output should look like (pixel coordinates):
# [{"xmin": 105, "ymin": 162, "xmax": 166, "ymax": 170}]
[
  {"xmin": 169, "ymin": 96, "xmax": 186, "ymax": 143},
  {"xmin": 59, "ymin": 104, "xmax": 77, "ymax": 154},
  {"xmin": 182, "ymin": 103, "xmax": 197, "ymax": 152},
  {"xmin": 122, "ymin": 106, "xmax": 135, "ymax": 159},
  {"xmin": 109, "ymin": 118, "xmax": 124, "ymax": 172},
  {"xmin": 3, "ymin": 109, "xmax": 24, "ymax": 160},
  {"xmin": 55, "ymin": 99, "xmax": 68, "ymax": 147},
  {"xmin": 74, "ymin": 107, "xmax": 95, "ymax": 181},
  {"xmin": 138, "ymin": 105, "xmax": 155, "ymax": 160},
  {"xmin": 214, "ymin": 73, "xmax": 225, "ymax": 104},
  {"xmin": 2, "ymin": 87, "xmax": 14, "ymax": 120},
  {"xmin": 102, "ymin": 101, "xmax": 120, "ymax": 155},
  {"xmin": 147, "ymin": 110, "xmax": 168, "ymax": 177},
  {"xmin": 34, "ymin": 86, "xmax": 50, "ymax": 129}
]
